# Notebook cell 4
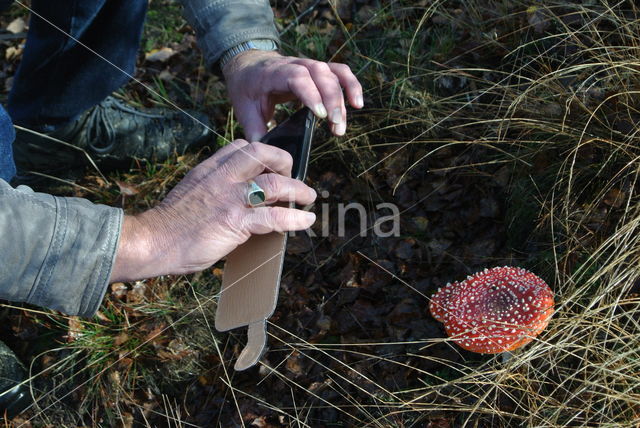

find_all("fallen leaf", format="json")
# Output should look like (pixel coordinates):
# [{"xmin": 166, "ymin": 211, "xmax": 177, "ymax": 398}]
[
  {"xmin": 604, "ymin": 188, "xmax": 626, "ymax": 208},
  {"xmin": 394, "ymin": 239, "xmax": 415, "ymax": 260},
  {"xmin": 6, "ymin": 17, "xmax": 26, "ymax": 34},
  {"xmin": 527, "ymin": 6, "xmax": 550, "ymax": 34},
  {"xmin": 287, "ymin": 235, "xmax": 312, "ymax": 254},
  {"xmin": 66, "ymin": 317, "xmax": 83, "ymax": 342},
  {"xmin": 145, "ymin": 47, "xmax": 176, "ymax": 62},
  {"xmin": 111, "ymin": 282, "xmax": 128, "ymax": 299},
  {"xmin": 412, "ymin": 216, "xmax": 429, "ymax": 232},
  {"xmin": 250, "ymin": 416, "xmax": 268, "ymax": 428},
  {"xmin": 427, "ymin": 418, "xmax": 452, "ymax": 428},
  {"xmin": 116, "ymin": 180, "xmax": 138, "ymax": 196},
  {"xmin": 114, "ymin": 332, "xmax": 129, "ymax": 346},
  {"xmin": 285, "ymin": 351, "xmax": 305, "ymax": 376},
  {"xmin": 159, "ymin": 69, "xmax": 174, "ymax": 81},
  {"xmin": 126, "ymin": 281, "xmax": 146, "ymax": 303},
  {"xmin": 5, "ymin": 46, "xmax": 22, "ymax": 61},
  {"xmin": 94, "ymin": 310, "xmax": 111, "ymax": 322},
  {"xmin": 8, "ymin": 418, "xmax": 31, "ymax": 428},
  {"xmin": 315, "ymin": 315, "xmax": 332, "ymax": 332},
  {"xmin": 361, "ymin": 259, "xmax": 394, "ymax": 289},
  {"xmin": 144, "ymin": 323, "xmax": 166, "ymax": 343},
  {"xmin": 120, "ymin": 412, "xmax": 134, "ymax": 428}
]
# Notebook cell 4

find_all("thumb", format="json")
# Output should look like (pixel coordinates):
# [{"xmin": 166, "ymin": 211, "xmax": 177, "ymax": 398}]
[{"xmin": 236, "ymin": 101, "xmax": 268, "ymax": 143}]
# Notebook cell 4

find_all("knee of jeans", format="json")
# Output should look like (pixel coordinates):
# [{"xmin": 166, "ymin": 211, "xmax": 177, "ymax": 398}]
[{"xmin": 0, "ymin": 0, "xmax": 14, "ymax": 12}]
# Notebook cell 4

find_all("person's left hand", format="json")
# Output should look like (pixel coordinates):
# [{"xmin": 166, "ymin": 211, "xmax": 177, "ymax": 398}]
[{"xmin": 223, "ymin": 50, "xmax": 364, "ymax": 142}]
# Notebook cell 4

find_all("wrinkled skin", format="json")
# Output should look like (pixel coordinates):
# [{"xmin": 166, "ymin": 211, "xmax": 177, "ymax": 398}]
[
  {"xmin": 110, "ymin": 140, "xmax": 317, "ymax": 282},
  {"xmin": 223, "ymin": 50, "xmax": 364, "ymax": 141},
  {"xmin": 111, "ymin": 50, "xmax": 363, "ymax": 282}
]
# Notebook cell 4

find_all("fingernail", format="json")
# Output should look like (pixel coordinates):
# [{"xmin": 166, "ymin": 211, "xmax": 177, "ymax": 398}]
[
  {"xmin": 305, "ymin": 212, "xmax": 317, "ymax": 223},
  {"xmin": 330, "ymin": 107, "xmax": 342, "ymax": 125},
  {"xmin": 315, "ymin": 104, "xmax": 328, "ymax": 118},
  {"xmin": 356, "ymin": 95, "xmax": 364, "ymax": 108},
  {"xmin": 310, "ymin": 188, "xmax": 318, "ymax": 200},
  {"xmin": 335, "ymin": 120, "xmax": 346, "ymax": 136}
]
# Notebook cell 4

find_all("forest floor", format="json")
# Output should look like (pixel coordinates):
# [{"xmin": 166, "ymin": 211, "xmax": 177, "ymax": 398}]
[{"xmin": 1, "ymin": 1, "xmax": 640, "ymax": 427}]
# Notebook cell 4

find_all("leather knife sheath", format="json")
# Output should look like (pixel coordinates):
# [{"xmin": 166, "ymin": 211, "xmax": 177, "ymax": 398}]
[{"xmin": 215, "ymin": 229, "xmax": 288, "ymax": 370}]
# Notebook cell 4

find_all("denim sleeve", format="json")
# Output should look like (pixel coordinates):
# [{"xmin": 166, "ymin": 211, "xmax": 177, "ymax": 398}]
[
  {"xmin": 0, "ymin": 180, "xmax": 122, "ymax": 317},
  {"xmin": 180, "ymin": 0, "xmax": 280, "ymax": 67}
]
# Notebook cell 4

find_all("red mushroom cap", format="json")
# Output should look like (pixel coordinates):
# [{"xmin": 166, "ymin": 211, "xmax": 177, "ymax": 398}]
[{"xmin": 429, "ymin": 266, "xmax": 554, "ymax": 354}]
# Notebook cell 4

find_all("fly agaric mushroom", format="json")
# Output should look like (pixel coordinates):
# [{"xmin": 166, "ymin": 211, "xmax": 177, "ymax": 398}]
[{"xmin": 429, "ymin": 266, "xmax": 554, "ymax": 354}]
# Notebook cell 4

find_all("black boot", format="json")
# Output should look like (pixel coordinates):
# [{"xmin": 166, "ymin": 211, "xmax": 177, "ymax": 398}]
[
  {"xmin": 12, "ymin": 96, "xmax": 213, "ymax": 184},
  {"xmin": 0, "ymin": 341, "xmax": 31, "ymax": 419}
]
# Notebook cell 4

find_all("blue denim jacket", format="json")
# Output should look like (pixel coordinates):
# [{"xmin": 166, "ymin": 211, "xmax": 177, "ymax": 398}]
[{"xmin": 0, "ymin": 106, "xmax": 16, "ymax": 183}]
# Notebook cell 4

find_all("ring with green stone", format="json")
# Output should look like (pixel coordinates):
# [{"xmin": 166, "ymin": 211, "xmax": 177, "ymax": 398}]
[{"xmin": 246, "ymin": 179, "xmax": 266, "ymax": 207}]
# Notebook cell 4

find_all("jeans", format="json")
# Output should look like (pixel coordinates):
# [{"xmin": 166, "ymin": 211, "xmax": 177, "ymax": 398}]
[
  {"xmin": 7, "ymin": 0, "xmax": 147, "ymax": 130},
  {"xmin": 0, "ymin": 106, "xmax": 16, "ymax": 182}
]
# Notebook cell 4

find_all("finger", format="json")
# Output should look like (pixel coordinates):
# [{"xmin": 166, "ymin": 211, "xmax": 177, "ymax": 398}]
[
  {"xmin": 253, "ymin": 173, "xmax": 317, "ymax": 206},
  {"xmin": 272, "ymin": 64, "xmax": 327, "ymax": 119},
  {"xmin": 222, "ymin": 142, "xmax": 293, "ymax": 182},
  {"xmin": 243, "ymin": 206, "xmax": 316, "ymax": 234},
  {"xmin": 235, "ymin": 101, "xmax": 269, "ymax": 142},
  {"xmin": 328, "ymin": 62, "xmax": 364, "ymax": 109},
  {"xmin": 184, "ymin": 139, "xmax": 250, "ymax": 182},
  {"xmin": 211, "ymin": 139, "xmax": 251, "ymax": 162},
  {"xmin": 293, "ymin": 59, "xmax": 347, "ymax": 136}
]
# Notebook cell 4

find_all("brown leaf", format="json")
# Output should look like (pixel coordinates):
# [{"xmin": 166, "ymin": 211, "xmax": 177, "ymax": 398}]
[
  {"xmin": 144, "ymin": 323, "xmax": 166, "ymax": 343},
  {"xmin": 427, "ymin": 418, "xmax": 452, "ymax": 428},
  {"xmin": 116, "ymin": 180, "xmax": 138, "ymax": 196},
  {"xmin": 286, "ymin": 235, "xmax": 312, "ymax": 254},
  {"xmin": 338, "ymin": 255, "xmax": 359, "ymax": 286},
  {"xmin": 94, "ymin": 310, "xmax": 111, "ymax": 322},
  {"xmin": 387, "ymin": 298, "xmax": 421, "ymax": 326},
  {"xmin": 9, "ymin": 418, "xmax": 32, "ymax": 428},
  {"xmin": 604, "ymin": 188, "xmax": 626, "ymax": 208},
  {"xmin": 114, "ymin": 356, "xmax": 131, "ymax": 372},
  {"xmin": 66, "ymin": 317, "xmax": 83, "ymax": 342},
  {"xmin": 114, "ymin": 332, "xmax": 129, "ymax": 346},
  {"xmin": 119, "ymin": 412, "xmax": 134, "ymax": 428},
  {"xmin": 111, "ymin": 282, "xmax": 128, "ymax": 299},
  {"xmin": 157, "ymin": 350, "xmax": 179, "ymax": 361},
  {"xmin": 285, "ymin": 351, "xmax": 305, "ymax": 376},
  {"xmin": 361, "ymin": 259, "xmax": 394, "ymax": 289},
  {"xmin": 126, "ymin": 281, "xmax": 146, "ymax": 303}
]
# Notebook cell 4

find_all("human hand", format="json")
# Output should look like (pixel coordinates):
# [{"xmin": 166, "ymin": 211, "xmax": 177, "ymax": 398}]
[
  {"xmin": 223, "ymin": 50, "xmax": 364, "ymax": 141},
  {"xmin": 110, "ymin": 140, "xmax": 317, "ymax": 282}
]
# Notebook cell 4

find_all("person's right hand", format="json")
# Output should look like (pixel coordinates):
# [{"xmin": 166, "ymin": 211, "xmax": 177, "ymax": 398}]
[{"xmin": 109, "ymin": 139, "xmax": 317, "ymax": 282}]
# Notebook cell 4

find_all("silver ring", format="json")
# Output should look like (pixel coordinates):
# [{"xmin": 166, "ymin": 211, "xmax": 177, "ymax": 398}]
[{"xmin": 246, "ymin": 179, "xmax": 266, "ymax": 207}]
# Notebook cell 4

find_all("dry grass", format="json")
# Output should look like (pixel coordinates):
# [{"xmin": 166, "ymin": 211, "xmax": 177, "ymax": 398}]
[{"xmin": 6, "ymin": 0, "xmax": 640, "ymax": 427}]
